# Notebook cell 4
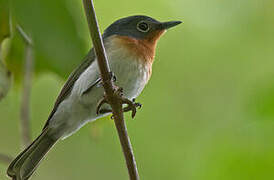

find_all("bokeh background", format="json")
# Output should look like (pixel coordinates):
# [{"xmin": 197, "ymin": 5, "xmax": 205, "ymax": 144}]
[{"xmin": 1, "ymin": 0, "xmax": 274, "ymax": 179}]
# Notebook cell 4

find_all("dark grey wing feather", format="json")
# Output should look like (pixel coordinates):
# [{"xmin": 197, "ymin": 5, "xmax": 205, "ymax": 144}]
[{"xmin": 43, "ymin": 49, "xmax": 95, "ymax": 129}]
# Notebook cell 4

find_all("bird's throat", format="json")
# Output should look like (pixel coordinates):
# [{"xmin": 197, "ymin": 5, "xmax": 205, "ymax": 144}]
[{"xmin": 113, "ymin": 31, "xmax": 165, "ymax": 64}]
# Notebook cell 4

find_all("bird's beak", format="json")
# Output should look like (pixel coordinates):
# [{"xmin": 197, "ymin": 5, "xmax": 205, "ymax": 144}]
[{"xmin": 159, "ymin": 21, "xmax": 182, "ymax": 30}]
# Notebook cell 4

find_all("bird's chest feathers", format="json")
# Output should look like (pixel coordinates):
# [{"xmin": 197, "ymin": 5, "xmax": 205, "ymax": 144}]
[
  {"xmin": 110, "ymin": 35, "xmax": 157, "ymax": 63},
  {"xmin": 105, "ymin": 38, "xmax": 153, "ymax": 98}
]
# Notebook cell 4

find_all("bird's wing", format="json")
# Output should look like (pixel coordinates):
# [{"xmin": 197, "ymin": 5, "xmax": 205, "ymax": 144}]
[{"xmin": 43, "ymin": 49, "xmax": 95, "ymax": 129}]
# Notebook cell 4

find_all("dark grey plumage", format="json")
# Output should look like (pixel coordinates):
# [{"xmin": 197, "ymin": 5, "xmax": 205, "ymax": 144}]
[{"xmin": 103, "ymin": 15, "xmax": 161, "ymax": 39}]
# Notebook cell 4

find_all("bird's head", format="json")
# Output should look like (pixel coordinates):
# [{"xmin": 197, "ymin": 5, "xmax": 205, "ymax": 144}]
[{"xmin": 103, "ymin": 15, "xmax": 181, "ymax": 62}]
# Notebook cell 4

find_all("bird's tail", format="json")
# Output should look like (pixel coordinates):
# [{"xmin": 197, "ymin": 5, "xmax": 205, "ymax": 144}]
[{"xmin": 7, "ymin": 127, "xmax": 58, "ymax": 180}]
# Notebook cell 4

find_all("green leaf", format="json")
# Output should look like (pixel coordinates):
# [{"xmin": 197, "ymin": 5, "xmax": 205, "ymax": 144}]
[{"xmin": 9, "ymin": 0, "xmax": 87, "ymax": 78}]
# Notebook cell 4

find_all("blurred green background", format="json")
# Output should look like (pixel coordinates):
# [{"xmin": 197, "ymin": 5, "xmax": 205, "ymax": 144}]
[{"xmin": 1, "ymin": 0, "xmax": 274, "ymax": 179}]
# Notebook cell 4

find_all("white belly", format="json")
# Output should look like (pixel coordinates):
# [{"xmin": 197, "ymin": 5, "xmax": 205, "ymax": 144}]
[
  {"xmin": 49, "ymin": 47, "xmax": 151, "ymax": 139},
  {"xmin": 110, "ymin": 55, "xmax": 150, "ymax": 99}
]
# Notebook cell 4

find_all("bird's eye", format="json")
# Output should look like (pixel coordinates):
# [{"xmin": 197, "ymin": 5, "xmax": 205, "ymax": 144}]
[{"xmin": 137, "ymin": 21, "xmax": 149, "ymax": 32}]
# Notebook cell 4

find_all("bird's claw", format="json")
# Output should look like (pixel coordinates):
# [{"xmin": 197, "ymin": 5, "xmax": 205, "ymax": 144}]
[
  {"xmin": 96, "ymin": 86, "xmax": 123, "ymax": 115},
  {"xmin": 121, "ymin": 98, "xmax": 142, "ymax": 118},
  {"xmin": 122, "ymin": 98, "xmax": 137, "ymax": 118},
  {"xmin": 132, "ymin": 98, "xmax": 142, "ymax": 109},
  {"xmin": 96, "ymin": 97, "xmax": 108, "ymax": 115},
  {"xmin": 114, "ymin": 88, "xmax": 141, "ymax": 118},
  {"xmin": 96, "ymin": 87, "xmax": 142, "ymax": 119}
]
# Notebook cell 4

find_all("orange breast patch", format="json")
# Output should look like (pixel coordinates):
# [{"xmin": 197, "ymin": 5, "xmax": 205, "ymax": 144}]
[{"xmin": 114, "ymin": 30, "xmax": 165, "ymax": 64}]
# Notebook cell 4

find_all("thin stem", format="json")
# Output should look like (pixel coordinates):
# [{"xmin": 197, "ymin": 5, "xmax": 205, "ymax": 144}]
[
  {"xmin": 82, "ymin": 0, "xmax": 139, "ymax": 179},
  {"xmin": 16, "ymin": 25, "xmax": 33, "ymax": 46},
  {"xmin": 112, "ymin": 106, "xmax": 139, "ymax": 180},
  {"xmin": 17, "ymin": 25, "xmax": 33, "ymax": 148},
  {"xmin": 82, "ymin": 0, "xmax": 113, "ymax": 94}
]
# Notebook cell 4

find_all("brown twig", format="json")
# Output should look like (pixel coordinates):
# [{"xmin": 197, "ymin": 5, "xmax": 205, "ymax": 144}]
[
  {"xmin": 17, "ymin": 25, "xmax": 33, "ymax": 148},
  {"xmin": 82, "ymin": 0, "xmax": 139, "ymax": 179}
]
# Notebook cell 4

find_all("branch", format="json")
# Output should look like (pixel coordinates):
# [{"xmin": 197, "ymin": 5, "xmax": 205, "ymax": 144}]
[
  {"xmin": 17, "ymin": 25, "xmax": 33, "ymax": 148},
  {"xmin": 82, "ymin": 1, "xmax": 139, "ymax": 179},
  {"xmin": 16, "ymin": 25, "xmax": 33, "ymax": 45},
  {"xmin": 0, "ymin": 153, "xmax": 13, "ymax": 165}
]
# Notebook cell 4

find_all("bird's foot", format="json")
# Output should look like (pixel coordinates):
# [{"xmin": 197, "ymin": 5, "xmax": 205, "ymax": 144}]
[
  {"xmin": 122, "ymin": 98, "xmax": 142, "ymax": 118},
  {"xmin": 96, "ymin": 87, "xmax": 142, "ymax": 119},
  {"xmin": 118, "ymin": 95, "xmax": 142, "ymax": 118}
]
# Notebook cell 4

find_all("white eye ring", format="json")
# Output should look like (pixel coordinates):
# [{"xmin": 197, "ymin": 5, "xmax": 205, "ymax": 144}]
[{"xmin": 137, "ymin": 21, "xmax": 150, "ymax": 32}]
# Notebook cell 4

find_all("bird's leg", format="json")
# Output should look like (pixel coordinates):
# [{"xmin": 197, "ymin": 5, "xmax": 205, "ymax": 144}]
[
  {"xmin": 96, "ymin": 87, "xmax": 142, "ymax": 118},
  {"xmin": 95, "ymin": 72, "xmax": 118, "ymax": 114},
  {"xmin": 95, "ymin": 86, "xmax": 122, "ymax": 115},
  {"xmin": 112, "ymin": 88, "xmax": 142, "ymax": 118}
]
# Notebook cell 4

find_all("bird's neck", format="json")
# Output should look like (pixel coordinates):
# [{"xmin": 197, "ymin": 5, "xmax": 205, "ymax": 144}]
[{"xmin": 111, "ymin": 32, "xmax": 165, "ymax": 64}]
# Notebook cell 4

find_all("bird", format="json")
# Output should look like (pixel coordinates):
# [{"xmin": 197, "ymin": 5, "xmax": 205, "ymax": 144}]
[{"xmin": 7, "ymin": 15, "xmax": 181, "ymax": 180}]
